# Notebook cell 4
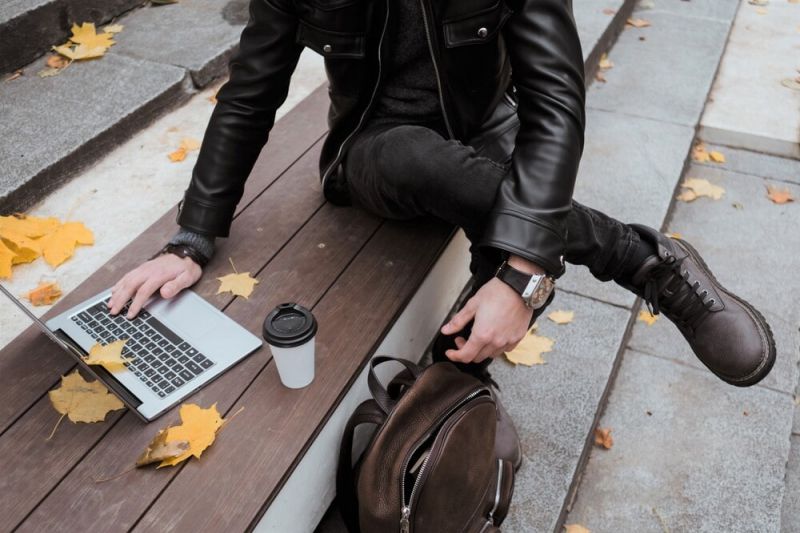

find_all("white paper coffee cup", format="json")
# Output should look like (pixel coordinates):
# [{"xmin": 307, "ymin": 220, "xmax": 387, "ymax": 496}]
[{"xmin": 263, "ymin": 303, "xmax": 317, "ymax": 389}]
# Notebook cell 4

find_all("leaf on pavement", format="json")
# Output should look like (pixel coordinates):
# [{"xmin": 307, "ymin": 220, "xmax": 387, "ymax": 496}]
[
  {"xmin": 594, "ymin": 427, "xmax": 614, "ymax": 449},
  {"xmin": 217, "ymin": 271, "xmax": 259, "ymax": 298},
  {"xmin": 136, "ymin": 429, "xmax": 190, "ymax": 467},
  {"xmin": 24, "ymin": 281, "xmax": 62, "ymax": 306},
  {"xmin": 598, "ymin": 53, "xmax": 614, "ymax": 70},
  {"xmin": 505, "ymin": 326, "xmax": 554, "ymax": 366},
  {"xmin": 84, "ymin": 339, "xmax": 132, "ymax": 371},
  {"xmin": 564, "ymin": 525, "xmax": 591, "ymax": 533},
  {"xmin": 691, "ymin": 142, "xmax": 710, "ymax": 163},
  {"xmin": 103, "ymin": 24, "xmax": 124, "ymax": 34},
  {"xmin": 155, "ymin": 403, "xmax": 225, "ymax": 467},
  {"xmin": 0, "ymin": 214, "xmax": 60, "ymax": 238},
  {"xmin": 637, "ymin": 309, "xmax": 659, "ymax": 325},
  {"xmin": 709, "ymin": 150, "xmax": 726, "ymax": 163},
  {"xmin": 547, "ymin": 310, "xmax": 574, "ymax": 325},
  {"xmin": 52, "ymin": 22, "xmax": 116, "ymax": 61},
  {"xmin": 48, "ymin": 371, "xmax": 125, "ymax": 425},
  {"xmin": 626, "ymin": 17, "xmax": 651, "ymax": 28},
  {"xmin": 676, "ymin": 178, "xmax": 725, "ymax": 202},
  {"xmin": 766, "ymin": 184, "xmax": 794, "ymax": 204},
  {"xmin": 167, "ymin": 138, "xmax": 201, "ymax": 162},
  {"xmin": 1, "ymin": 230, "xmax": 41, "ymax": 264}
]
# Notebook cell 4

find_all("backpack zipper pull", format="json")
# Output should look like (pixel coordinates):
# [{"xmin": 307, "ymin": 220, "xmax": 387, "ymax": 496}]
[{"xmin": 400, "ymin": 505, "xmax": 411, "ymax": 533}]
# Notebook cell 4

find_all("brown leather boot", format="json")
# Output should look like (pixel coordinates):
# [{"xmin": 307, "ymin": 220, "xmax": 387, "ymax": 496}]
[{"xmin": 619, "ymin": 224, "xmax": 776, "ymax": 386}]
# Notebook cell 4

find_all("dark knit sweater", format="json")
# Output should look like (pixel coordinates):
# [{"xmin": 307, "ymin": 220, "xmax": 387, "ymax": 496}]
[{"xmin": 170, "ymin": 0, "xmax": 443, "ymax": 261}]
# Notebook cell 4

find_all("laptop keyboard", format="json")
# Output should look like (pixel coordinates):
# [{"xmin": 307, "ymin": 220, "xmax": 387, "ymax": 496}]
[{"xmin": 70, "ymin": 297, "xmax": 215, "ymax": 398}]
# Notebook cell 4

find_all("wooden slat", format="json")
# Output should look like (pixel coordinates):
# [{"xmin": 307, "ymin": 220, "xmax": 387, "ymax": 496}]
[
  {"xmin": 16, "ymin": 205, "xmax": 383, "ymax": 532},
  {"xmin": 133, "ymin": 219, "xmax": 454, "ymax": 532},
  {"xmin": 0, "ymin": 84, "xmax": 329, "ymax": 433},
  {"xmin": 0, "ymin": 141, "xmax": 336, "ymax": 529}
]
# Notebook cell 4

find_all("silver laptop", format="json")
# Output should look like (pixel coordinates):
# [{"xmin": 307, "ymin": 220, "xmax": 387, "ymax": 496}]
[{"xmin": 0, "ymin": 283, "xmax": 262, "ymax": 422}]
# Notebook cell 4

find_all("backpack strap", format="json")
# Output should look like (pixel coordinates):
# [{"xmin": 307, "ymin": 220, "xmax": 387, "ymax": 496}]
[
  {"xmin": 336, "ymin": 399, "xmax": 387, "ymax": 533},
  {"xmin": 368, "ymin": 356, "xmax": 423, "ymax": 414}
]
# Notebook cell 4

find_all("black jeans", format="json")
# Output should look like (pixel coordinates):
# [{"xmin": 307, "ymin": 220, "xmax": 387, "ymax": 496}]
[{"xmin": 341, "ymin": 117, "xmax": 647, "ymax": 372}]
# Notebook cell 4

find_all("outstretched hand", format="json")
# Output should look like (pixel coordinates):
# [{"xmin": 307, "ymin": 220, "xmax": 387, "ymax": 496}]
[
  {"xmin": 107, "ymin": 253, "xmax": 203, "ymax": 319},
  {"xmin": 440, "ymin": 276, "xmax": 534, "ymax": 364}
]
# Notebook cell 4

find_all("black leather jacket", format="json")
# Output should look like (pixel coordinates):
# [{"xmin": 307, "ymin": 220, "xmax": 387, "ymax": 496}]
[{"xmin": 176, "ymin": 0, "xmax": 585, "ymax": 276}]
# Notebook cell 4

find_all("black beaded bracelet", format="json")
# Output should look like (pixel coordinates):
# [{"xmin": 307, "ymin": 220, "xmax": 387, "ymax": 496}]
[{"xmin": 150, "ymin": 243, "xmax": 209, "ymax": 268}]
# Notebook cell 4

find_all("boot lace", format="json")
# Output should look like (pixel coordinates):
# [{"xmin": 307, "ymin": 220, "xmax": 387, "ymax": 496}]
[{"xmin": 642, "ymin": 252, "xmax": 717, "ymax": 330}]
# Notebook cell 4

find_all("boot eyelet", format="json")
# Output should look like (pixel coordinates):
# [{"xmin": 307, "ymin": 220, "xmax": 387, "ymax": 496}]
[{"xmin": 709, "ymin": 298, "xmax": 715, "ymax": 305}]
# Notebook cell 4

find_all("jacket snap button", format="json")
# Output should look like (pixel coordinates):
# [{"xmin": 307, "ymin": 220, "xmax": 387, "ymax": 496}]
[
  {"xmin": 477, "ymin": 27, "xmax": 488, "ymax": 38},
  {"xmin": 323, "ymin": 44, "xmax": 332, "ymax": 53}
]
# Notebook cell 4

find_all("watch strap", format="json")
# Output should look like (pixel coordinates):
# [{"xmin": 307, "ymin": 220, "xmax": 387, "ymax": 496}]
[{"xmin": 151, "ymin": 243, "xmax": 209, "ymax": 268}]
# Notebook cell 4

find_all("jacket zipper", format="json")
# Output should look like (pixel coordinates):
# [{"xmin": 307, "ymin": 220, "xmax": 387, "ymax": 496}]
[
  {"xmin": 398, "ymin": 388, "xmax": 487, "ymax": 532},
  {"xmin": 320, "ymin": 0, "xmax": 391, "ymax": 188},
  {"xmin": 419, "ymin": 0, "xmax": 455, "ymax": 139}
]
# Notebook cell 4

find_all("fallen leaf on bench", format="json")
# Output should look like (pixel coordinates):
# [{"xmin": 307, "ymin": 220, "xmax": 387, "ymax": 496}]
[
  {"xmin": 766, "ymin": 184, "xmax": 794, "ymax": 204},
  {"xmin": 48, "ymin": 372, "xmax": 125, "ymax": 438},
  {"xmin": 217, "ymin": 271, "xmax": 259, "ymax": 298},
  {"xmin": 24, "ymin": 281, "xmax": 62, "ymax": 306},
  {"xmin": 84, "ymin": 339, "xmax": 132, "ymax": 371},
  {"xmin": 0, "ymin": 214, "xmax": 60, "ymax": 238},
  {"xmin": 168, "ymin": 137, "xmax": 201, "ymax": 162},
  {"xmin": 547, "ymin": 310, "xmax": 574, "ymax": 325},
  {"xmin": 676, "ymin": 178, "xmax": 725, "ymax": 202},
  {"xmin": 637, "ymin": 309, "xmax": 659, "ymax": 325},
  {"xmin": 505, "ymin": 326, "xmax": 554, "ymax": 366},
  {"xmin": 136, "ymin": 429, "xmax": 190, "ymax": 467},
  {"xmin": 155, "ymin": 403, "xmax": 225, "ymax": 468},
  {"xmin": 594, "ymin": 427, "xmax": 614, "ymax": 449},
  {"xmin": 37, "ymin": 221, "xmax": 94, "ymax": 267}
]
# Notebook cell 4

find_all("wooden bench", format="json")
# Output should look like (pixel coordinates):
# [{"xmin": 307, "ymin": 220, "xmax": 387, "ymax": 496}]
[{"xmin": 0, "ymin": 84, "xmax": 475, "ymax": 531}]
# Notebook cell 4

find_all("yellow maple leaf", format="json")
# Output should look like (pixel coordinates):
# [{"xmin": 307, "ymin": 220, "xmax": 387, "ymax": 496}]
[
  {"xmin": 0, "ymin": 214, "xmax": 60, "ymax": 238},
  {"xmin": 766, "ymin": 184, "xmax": 794, "ymax": 204},
  {"xmin": 1, "ymin": 229, "xmax": 42, "ymax": 264},
  {"xmin": 217, "ymin": 271, "xmax": 259, "ymax": 298},
  {"xmin": 0, "ymin": 240, "xmax": 15, "ymax": 279},
  {"xmin": 69, "ymin": 22, "xmax": 116, "ymax": 49},
  {"xmin": 158, "ymin": 403, "xmax": 225, "ymax": 467},
  {"xmin": 24, "ymin": 281, "xmax": 62, "ymax": 306},
  {"xmin": 505, "ymin": 326, "xmax": 555, "ymax": 366},
  {"xmin": 691, "ymin": 142, "xmax": 710, "ymax": 163},
  {"xmin": 709, "ymin": 150, "xmax": 726, "ymax": 163},
  {"xmin": 48, "ymin": 371, "xmax": 125, "ymax": 424},
  {"xmin": 136, "ymin": 429, "xmax": 190, "ymax": 467},
  {"xmin": 547, "ymin": 310, "xmax": 575, "ymax": 325},
  {"xmin": 564, "ymin": 525, "xmax": 591, "ymax": 533},
  {"xmin": 626, "ymin": 17, "xmax": 651, "ymax": 28},
  {"xmin": 598, "ymin": 53, "xmax": 613, "ymax": 70},
  {"xmin": 36, "ymin": 221, "xmax": 94, "ymax": 267},
  {"xmin": 637, "ymin": 309, "xmax": 659, "ymax": 325},
  {"xmin": 52, "ymin": 43, "xmax": 108, "ymax": 61},
  {"xmin": 84, "ymin": 339, "xmax": 132, "ymax": 371},
  {"xmin": 594, "ymin": 427, "xmax": 614, "ymax": 449},
  {"xmin": 677, "ymin": 178, "xmax": 725, "ymax": 202}
]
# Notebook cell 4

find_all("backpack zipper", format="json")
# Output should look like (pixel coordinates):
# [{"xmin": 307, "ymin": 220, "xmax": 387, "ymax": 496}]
[
  {"xmin": 398, "ymin": 388, "xmax": 488, "ymax": 532},
  {"xmin": 486, "ymin": 459, "xmax": 504, "ymax": 523}
]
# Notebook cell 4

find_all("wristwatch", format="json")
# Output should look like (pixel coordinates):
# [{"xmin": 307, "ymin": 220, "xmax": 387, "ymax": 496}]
[
  {"xmin": 494, "ymin": 260, "xmax": 556, "ymax": 309},
  {"xmin": 150, "ymin": 243, "xmax": 209, "ymax": 268}
]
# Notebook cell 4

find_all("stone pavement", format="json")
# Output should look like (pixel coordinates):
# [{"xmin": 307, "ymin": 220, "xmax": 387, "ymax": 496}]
[{"xmin": 552, "ymin": 1, "xmax": 800, "ymax": 531}]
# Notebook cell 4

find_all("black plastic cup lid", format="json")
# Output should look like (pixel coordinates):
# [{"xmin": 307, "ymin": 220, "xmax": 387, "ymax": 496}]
[{"xmin": 263, "ymin": 303, "xmax": 318, "ymax": 348}]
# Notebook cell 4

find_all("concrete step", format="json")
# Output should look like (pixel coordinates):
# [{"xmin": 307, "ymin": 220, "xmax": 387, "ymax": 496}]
[
  {"xmin": 0, "ymin": 0, "xmax": 145, "ymax": 75},
  {"xmin": 699, "ymin": 0, "xmax": 800, "ymax": 160},
  {"xmin": 0, "ymin": 0, "xmax": 248, "ymax": 214}
]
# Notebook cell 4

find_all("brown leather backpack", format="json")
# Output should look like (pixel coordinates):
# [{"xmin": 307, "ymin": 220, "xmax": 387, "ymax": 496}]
[{"xmin": 336, "ymin": 356, "xmax": 515, "ymax": 532}]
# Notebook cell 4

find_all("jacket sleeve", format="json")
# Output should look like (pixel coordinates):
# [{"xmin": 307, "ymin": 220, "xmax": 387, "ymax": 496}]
[
  {"xmin": 176, "ymin": 0, "xmax": 303, "ymax": 237},
  {"xmin": 476, "ymin": 0, "xmax": 586, "ymax": 277}
]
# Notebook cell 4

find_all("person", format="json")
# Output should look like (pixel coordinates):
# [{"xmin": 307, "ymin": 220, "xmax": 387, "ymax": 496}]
[{"xmin": 107, "ymin": 0, "xmax": 775, "ymax": 468}]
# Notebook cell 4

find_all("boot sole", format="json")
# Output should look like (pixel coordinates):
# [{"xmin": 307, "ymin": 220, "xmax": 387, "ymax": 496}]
[{"xmin": 675, "ymin": 237, "xmax": 777, "ymax": 387}]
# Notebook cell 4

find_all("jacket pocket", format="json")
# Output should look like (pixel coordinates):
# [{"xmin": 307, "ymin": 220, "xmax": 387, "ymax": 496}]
[
  {"xmin": 295, "ymin": 20, "xmax": 366, "ymax": 58},
  {"xmin": 442, "ymin": 0, "xmax": 513, "ymax": 48}
]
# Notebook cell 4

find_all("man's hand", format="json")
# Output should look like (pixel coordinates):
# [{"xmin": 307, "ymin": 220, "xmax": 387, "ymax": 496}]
[
  {"xmin": 440, "ymin": 276, "xmax": 533, "ymax": 364},
  {"xmin": 107, "ymin": 253, "xmax": 203, "ymax": 319}
]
